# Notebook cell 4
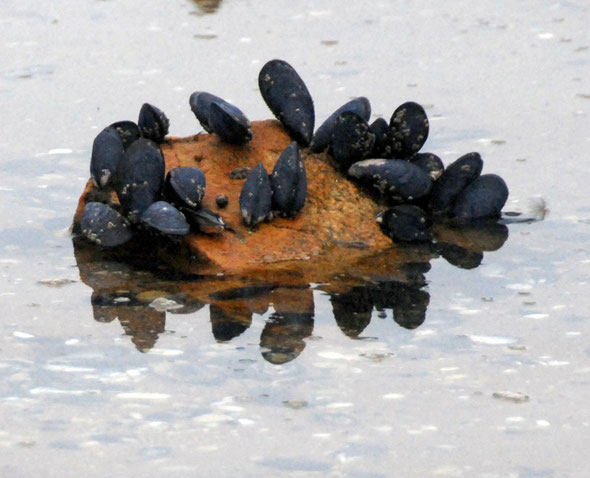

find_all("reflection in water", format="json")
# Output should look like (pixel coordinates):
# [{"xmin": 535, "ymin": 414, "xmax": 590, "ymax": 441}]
[
  {"xmin": 73, "ymin": 219, "xmax": 511, "ymax": 361},
  {"xmin": 188, "ymin": 0, "xmax": 222, "ymax": 15}
]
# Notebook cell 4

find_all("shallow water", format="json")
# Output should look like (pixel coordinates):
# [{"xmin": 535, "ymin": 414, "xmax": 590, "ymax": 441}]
[{"xmin": 1, "ymin": 1, "xmax": 590, "ymax": 476}]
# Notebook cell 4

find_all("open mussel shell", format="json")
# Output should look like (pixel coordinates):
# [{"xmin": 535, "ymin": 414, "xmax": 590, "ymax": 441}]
[
  {"xmin": 209, "ymin": 101, "xmax": 252, "ymax": 144},
  {"xmin": 239, "ymin": 162, "xmax": 272, "ymax": 228},
  {"xmin": 80, "ymin": 202, "xmax": 134, "ymax": 247},
  {"xmin": 164, "ymin": 166, "xmax": 206, "ymax": 209},
  {"xmin": 377, "ymin": 205, "xmax": 432, "ymax": 243},
  {"xmin": 90, "ymin": 126, "xmax": 125, "ymax": 188},
  {"xmin": 138, "ymin": 103, "xmax": 170, "ymax": 143},
  {"xmin": 331, "ymin": 111, "xmax": 375, "ymax": 171},
  {"xmin": 140, "ymin": 201, "xmax": 190, "ymax": 236},
  {"xmin": 449, "ymin": 174, "xmax": 509, "ymax": 223},
  {"xmin": 348, "ymin": 159, "xmax": 432, "ymax": 203},
  {"xmin": 369, "ymin": 117, "xmax": 392, "ymax": 158},
  {"xmin": 429, "ymin": 152, "xmax": 483, "ymax": 215},
  {"xmin": 411, "ymin": 152, "xmax": 444, "ymax": 180},
  {"xmin": 189, "ymin": 91, "xmax": 219, "ymax": 132},
  {"xmin": 109, "ymin": 120, "xmax": 142, "ymax": 150},
  {"xmin": 270, "ymin": 142, "xmax": 307, "ymax": 217},
  {"xmin": 258, "ymin": 59, "xmax": 315, "ymax": 146},
  {"xmin": 389, "ymin": 101, "xmax": 429, "ymax": 158},
  {"xmin": 309, "ymin": 97, "xmax": 371, "ymax": 153},
  {"xmin": 182, "ymin": 207, "xmax": 227, "ymax": 234},
  {"xmin": 112, "ymin": 138, "xmax": 166, "ymax": 222}
]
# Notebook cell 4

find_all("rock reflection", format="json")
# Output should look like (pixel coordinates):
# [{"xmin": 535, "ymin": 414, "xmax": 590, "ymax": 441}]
[
  {"xmin": 188, "ymin": 0, "xmax": 222, "ymax": 15},
  {"xmin": 73, "ymin": 219, "xmax": 511, "ymax": 359}
]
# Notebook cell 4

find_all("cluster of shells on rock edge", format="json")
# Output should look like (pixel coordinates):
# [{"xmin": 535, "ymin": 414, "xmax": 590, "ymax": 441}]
[{"xmin": 79, "ymin": 58, "xmax": 509, "ymax": 248}]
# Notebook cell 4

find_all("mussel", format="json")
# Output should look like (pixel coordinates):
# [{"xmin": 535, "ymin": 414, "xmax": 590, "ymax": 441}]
[
  {"xmin": 140, "ymin": 201, "xmax": 190, "ymax": 236},
  {"xmin": 80, "ymin": 202, "xmax": 134, "ymax": 247},
  {"xmin": 112, "ymin": 138, "xmax": 166, "ymax": 222},
  {"xmin": 376, "ymin": 205, "xmax": 432, "ymax": 242},
  {"xmin": 389, "ymin": 101, "xmax": 429, "ymax": 158},
  {"xmin": 90, "ymin": 126, "xmax": 125, "ymax": 188},
  {"xmin": 270, "ymin": 142, "xmax": 307, "ymax": 217},
  {"xmin": 164, "ymin": 166, "xmax": 206, "ymax": 209},
  {"xmin": 331, "ymin": 111, "xmax": 375, "ymax": 171},
  {"xmin": 258, "ymin": 59, "xmax": 315, "ymax": 146},
  {"xmin": 239, "ymin": 162, "xmax": 272, "ymax": 228},
  {"xmin": 429, "ymin": 152, "xmax": 483, "ymax": 215},
  {"xmin": 138, "ymin": 103, "xmax": 170, "ymax": 143},
  {"xmin": 449, "ymin": 174, "xmax": 509, "ymax": 223},
  {"xmin": 348, "ymin": 159, "xmax": 432, "ymax": 203},
  {"xmin": 309, "ymin": 97, "xmax": 371, "ymax": 153}
]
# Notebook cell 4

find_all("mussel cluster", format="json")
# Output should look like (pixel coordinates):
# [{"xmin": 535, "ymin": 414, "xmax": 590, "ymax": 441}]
[{"xmin": 80, "ymin": 58, "xmax": 509, "ymax": 249}]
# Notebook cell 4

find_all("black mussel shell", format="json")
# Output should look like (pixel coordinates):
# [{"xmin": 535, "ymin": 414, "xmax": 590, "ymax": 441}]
[
  {"xmin": 239, "ymin": 162, "xmax": 272, "ymax": 228},
  {"xmin": 377, "ymin": 205, "xmax": 432, "ymax": 242},
  {"xmin": 270, "ymin": 142, "xmax": 307, "ymax": 217},
  {"xmin": 258, "ymin": 59, "xmax": 315, "ymax": 146},
  {"xmin": 369, "ymin": 117, "xmax": 392, "ymax": 158},
  {"xmin": 449, "ymin": 174, "xmax": 509, "ymax": 223},
  {"xmin": 80, "ymin": 202, "xmax": 134, "ymax": 247},
  {"xmin": 109, "ymin": 120, "xmax": 142, "ymax": 150},
  {"xmin": 215, "ymin": 194, "xmax": 229, "ymax": 209},
  {"xmin": 208, "ymin": 101, "xmax": 252, "ymax": 144},
  {"xmin": 182, "ymin": 207, "xmax": 227, "ymax": 234},
  {"xmin": 309, "ymin": 97, "xmax": 371, "ymax": 153},
  {"xmin": 164, "ymin": 167, "xmax": 206, "ymax": 209},
  {"xmin": 331, "ymin": 111, "xmax": 375, "ymax": 171},
  {"xmin": 429, "ymin": 152, "xmax": 483, "ymax": 215},
  {"xmin": 138, "ymin": 103, "xmax": 170, "ymax": 143},
  {"xmin": 348, "ymin": 159, "xmax": 432, "ymax": 203},
  {"xmin": 411, "ymin": 152, "xmax": 444, "ymax": 180},
  {"xmin": 112, "ymin": 138, "xmax": 166, "ymax": 222},
  {"xmin": 140, "ymin": 201, "xmax": 190, "ymax": 235},
  {"xmin": 90, "ymin": 126, "xmax": 125, "ymax": 188},
  {"xmin": 189, "ymin": 91, "xmax": 220, "ymax": 132},
  {"xmin": 389, "ymin": 101, "xmax": 429, "ymax": 158}
]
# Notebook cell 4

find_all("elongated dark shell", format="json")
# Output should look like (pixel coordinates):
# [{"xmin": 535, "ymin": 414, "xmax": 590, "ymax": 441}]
[
  {"xmin": 331, "ymin": 111, "xmax": 375, "ymax": 171},
  {"xmin": 348, "ymin": 159, "xmax": 432, "ymax": 202},
  {"xmin": 164, "ymin": 167, "xmax": 206, "ymax": 209},
  {"xmin": 109, "ymin": 120, "xmax": 142, "ymax": 150},
  {"xmin": 450, "ymin": 174, "xmax": 509, "ymax": 223},
  {"xmin": 377, "ymin": 205, "xmax": 432, "ymax": 242},
  {"xmin": 189, "ymin": 91, "xmax": 218, "ymax": 132},
  {"xmin": 80, "ymin": 202, "xmax": 134, "ymax": 247},
  {"xmin": 140, "ymin": 201, "xmax": 190, "ymax": 235},
  {"xmin": 90, "ymin": 126, "xmax": 125, "ymax": 188},
  {"xmin": 239, "ymin": 162, "xmax": 272, "ymax": 228},
  {"xmin": 182, "ymin": 207, "xmax": 226, "ymax": 234},
  {"xmin": 112, "ymin": 138, "xmax": 165, "ymax": 221},
  {"xmin": 258, "ymin": 59, "xmax": 315, "ymax": 146},
  {"xmin": 209, "ymin": 101, "xmax": 252, "ymax": 144},
  {"xmin": 429, "ymin": 152, "xmax": 483, "ymax": 215},
  {"xmin": 369, "ymin": 117, "xmax": 392, "ymax": 158},
  {"xmin": 309, "ymin": 97, "xmax": 371, "ymax": 153},
  {"xmin": 270, "ymin": 142, "xmax": 307, "ymax": 217},
  {"xmin": 138, "ymin": 103, "xmax": 169, "ymax": 143},
  {"xmin": 411, "ymin": 152, "xmax": 444, "ymax": 180},
  {"xmin": 389, "ymin": 101, "xmax": 429, "ymax": 158}
]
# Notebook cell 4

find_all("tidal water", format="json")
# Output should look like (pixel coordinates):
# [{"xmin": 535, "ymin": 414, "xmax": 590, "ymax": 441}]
[{"xmin": 1, "ymin": 1, "xmax": 590, "ymax": 476}]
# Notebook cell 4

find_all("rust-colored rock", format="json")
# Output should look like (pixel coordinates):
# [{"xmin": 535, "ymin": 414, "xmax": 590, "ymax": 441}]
[{"xmin": 73, "ymin": 120, "xmax": 404, "ymax": 277}]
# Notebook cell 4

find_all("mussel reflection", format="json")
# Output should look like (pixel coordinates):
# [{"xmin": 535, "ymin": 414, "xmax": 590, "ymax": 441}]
[{"xmin": 73, "ymin": 218, "xmax": 510, "ymax": 360}]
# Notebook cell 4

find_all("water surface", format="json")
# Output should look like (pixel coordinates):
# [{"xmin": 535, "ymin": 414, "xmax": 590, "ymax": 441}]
[{"xmin": 1, "ymin": 1, "xmax": 589, "ymax": 476}]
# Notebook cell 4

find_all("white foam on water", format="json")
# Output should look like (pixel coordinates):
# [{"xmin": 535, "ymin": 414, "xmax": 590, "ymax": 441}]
[{"xmin": 467, "ymin": 335, "xmax": 517, "ymax": 345}]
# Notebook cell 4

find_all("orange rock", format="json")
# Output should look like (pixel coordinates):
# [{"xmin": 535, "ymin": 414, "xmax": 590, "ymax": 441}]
[{"xmin": 73, "ymin": 120, "xmax": 404, "ymax": 277}]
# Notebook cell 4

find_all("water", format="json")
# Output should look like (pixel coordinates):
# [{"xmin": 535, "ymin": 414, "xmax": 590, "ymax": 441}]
[{"xmin": 1, "ymin": 1, "xmax": 590, "ymax": 476}]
